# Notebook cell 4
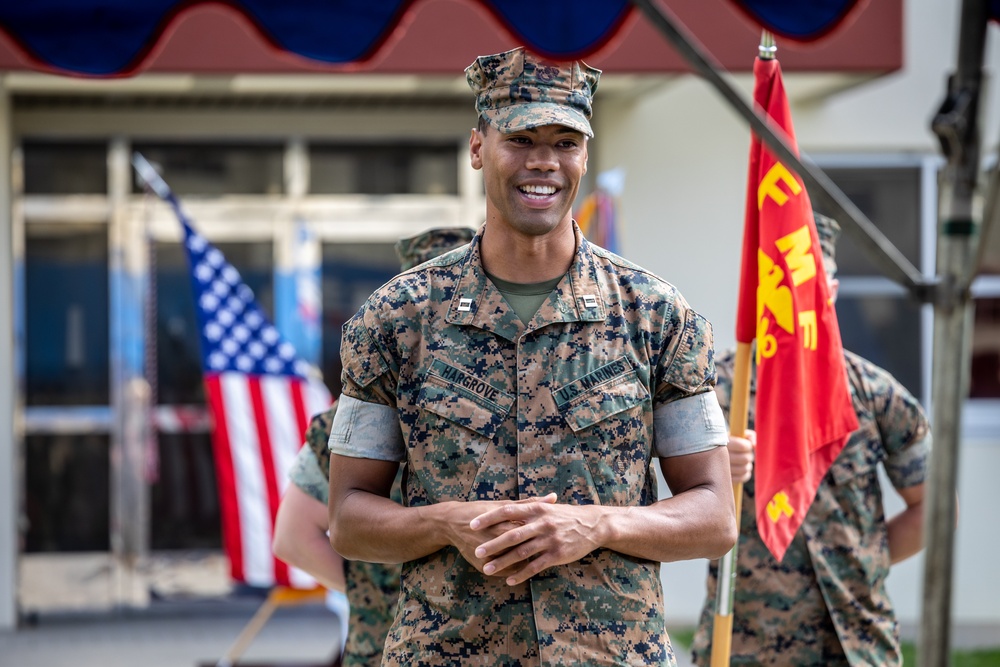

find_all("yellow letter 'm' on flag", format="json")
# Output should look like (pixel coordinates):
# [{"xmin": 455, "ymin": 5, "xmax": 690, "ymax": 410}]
[{"xmin": 775, "ymin": 225, "xmax": 817, "ymax": 286}]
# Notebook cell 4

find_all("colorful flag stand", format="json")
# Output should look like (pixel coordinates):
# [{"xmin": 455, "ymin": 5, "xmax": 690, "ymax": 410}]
[{"xmin": 576, "ymin": 168, "xmax": 625, "ymax": 253}]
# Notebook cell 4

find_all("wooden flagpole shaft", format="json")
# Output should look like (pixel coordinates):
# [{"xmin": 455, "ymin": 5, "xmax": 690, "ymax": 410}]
[{"xmin": 710, "ymin": 341, "xmax": 753, "ymax": 667}]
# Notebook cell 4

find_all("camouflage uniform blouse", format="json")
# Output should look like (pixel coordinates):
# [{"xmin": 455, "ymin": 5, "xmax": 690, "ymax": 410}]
[
  {"xmin": 691, "ymin": 349, "xmax": 930, "ymax": 666},
  {"xmin": 335, "ymin": 224, "xmax": 718, "ymax": 667},
  {"xmin": 290, "ymin": 407, "xmax": 403, "ymax": 667}
]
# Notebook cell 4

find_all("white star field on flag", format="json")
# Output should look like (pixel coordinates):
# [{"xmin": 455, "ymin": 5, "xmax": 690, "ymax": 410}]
[{"xmin": 184, "ymin": 224, "xmax": 310, "ymax": 379}]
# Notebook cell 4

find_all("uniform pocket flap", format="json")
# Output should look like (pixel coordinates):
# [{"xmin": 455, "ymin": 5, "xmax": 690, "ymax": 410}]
[
  {"xmin": 416, "ymin": 360, "xmax": 514, "ymax": 440},
  {"xmin": 554, "ymin": 358, "xmax": 649, "ymax": 433}
]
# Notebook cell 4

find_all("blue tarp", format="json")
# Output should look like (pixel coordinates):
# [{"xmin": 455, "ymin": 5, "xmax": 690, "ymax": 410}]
[{"xmin": 0, "ymin": 0, "xmax": 863, "ymax": 77}]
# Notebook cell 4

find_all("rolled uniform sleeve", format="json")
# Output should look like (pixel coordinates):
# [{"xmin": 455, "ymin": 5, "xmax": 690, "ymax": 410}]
[
  {"xmin": 328, "ymin": 394, "xmax": 405, "ymax": 462},
  {"xmin": 653, "ymin": 299, "xmax": 718, "ymax": 407},
  {"xmin": 876, "ymin": 372, "xmax": 931, "ymax": 489},
  {"xmin": 653, "ymin": 391, "xmax": 728, "ymax": 457},
  {"xmin": 333, "ymin": 306, "xmax": 405, "ymax": 462}
]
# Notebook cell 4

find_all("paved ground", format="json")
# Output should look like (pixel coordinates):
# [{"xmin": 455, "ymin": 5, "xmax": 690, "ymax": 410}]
[
  {"xmin": 6, "ymin": 553, "xmax": 996, "ymax": 666},
  {"xmin": 5, "ymin": 598, "xmax": 1000, "ymax": 667},
  {"xmin": 1, "ymin": 596, "xmax": 344, "ymax": 667},
  {"xmin": 0, "ymin": 596, "xmax": 702, "ymax": 667}
]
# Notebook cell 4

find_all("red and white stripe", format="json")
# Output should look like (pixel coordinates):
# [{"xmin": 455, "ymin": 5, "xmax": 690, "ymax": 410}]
[{"xmin": 205, "ymin": 371, "xmax": 332, "ymax": 588}]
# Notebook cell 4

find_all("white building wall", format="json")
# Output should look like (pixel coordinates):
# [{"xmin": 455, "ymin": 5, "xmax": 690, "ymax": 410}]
[{"xmin": 592, "ymin": 1, "xmax": 1000, "ymax": 626}]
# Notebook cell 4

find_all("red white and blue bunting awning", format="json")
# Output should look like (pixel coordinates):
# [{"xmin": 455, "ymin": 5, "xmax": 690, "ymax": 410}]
[{"xmin": 0, "ymin": 0, "xmax": 871, "ymax": 77}]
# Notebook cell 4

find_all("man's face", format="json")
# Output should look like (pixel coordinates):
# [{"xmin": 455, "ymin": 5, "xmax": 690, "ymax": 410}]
[{"xmin": 470, "ymin": 122, "xmax": 588, "ymax": 237}]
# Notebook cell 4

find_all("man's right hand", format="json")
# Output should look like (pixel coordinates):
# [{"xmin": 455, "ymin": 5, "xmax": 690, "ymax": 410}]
[
  {"xmin": 728, "ymin": 429, "xmax": 756, "ymax": 485},
  {"xmin": 443, "ymin": 495, "xmax": 558, "ymax": 577}
]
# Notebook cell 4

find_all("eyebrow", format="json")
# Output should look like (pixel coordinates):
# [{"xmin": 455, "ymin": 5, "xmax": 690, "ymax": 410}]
[{"xmin": 522, "ymin": 126, "xmax": 585, "ymax": 138}]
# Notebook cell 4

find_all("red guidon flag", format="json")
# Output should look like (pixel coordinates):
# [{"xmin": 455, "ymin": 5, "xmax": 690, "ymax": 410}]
[{"xmin": 736, "ymin": 56, "xmax": 859, "ymax": 562}]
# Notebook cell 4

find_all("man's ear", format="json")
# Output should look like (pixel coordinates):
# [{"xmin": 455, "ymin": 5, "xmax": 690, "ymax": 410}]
[{"xmin": 469, "ymin": 128, "xmax": 484, "ymax": 171}]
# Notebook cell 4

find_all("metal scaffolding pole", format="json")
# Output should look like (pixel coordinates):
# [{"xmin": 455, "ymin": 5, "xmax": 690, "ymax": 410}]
[
  {"xmin": 628, "ymin": 0, "xmax": 932, "ymax": 301},
  {"xmin": 921, "ymin": 1, "xmax": 990, "ymax": 664},
  {"xmin": 626, "ymin": 1, "xmax": 991, "ymax": 664}
]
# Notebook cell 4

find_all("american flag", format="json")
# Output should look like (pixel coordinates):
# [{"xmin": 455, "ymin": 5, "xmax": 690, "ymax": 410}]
[{"xmin": 134, "ymin": 153, "xmax": 332, "ymax": 588}]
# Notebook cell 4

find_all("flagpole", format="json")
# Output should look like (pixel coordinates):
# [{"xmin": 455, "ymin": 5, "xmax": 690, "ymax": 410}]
[
  {"xmin": 710, "ymin": 30, "xmax": 774, "ymax": 667},
  {"xmin": 710, "ymin": 340, "xmax": 752, "ymax": 667}
]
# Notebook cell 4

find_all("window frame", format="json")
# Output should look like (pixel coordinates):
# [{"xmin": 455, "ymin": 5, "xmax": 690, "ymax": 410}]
[{"xmin": 815, "ymin": 152, "xmax": 1000, "ymax": 439}]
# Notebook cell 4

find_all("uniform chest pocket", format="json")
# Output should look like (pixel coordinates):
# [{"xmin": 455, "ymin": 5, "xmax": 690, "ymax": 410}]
[
  {"xmin": 554, "ymin": 358, "xmax": 650, "ymax": 433},
  {"xmin": 416, "ymin": 366, "xmax": 514, "ymax": 440},
  {"xmin": 552, "ymin": 358, "xmax": 652, "ymax": 506},
  {"xmin": 412, "ymin": 361, "xmax": 515, "ymax": 502}
]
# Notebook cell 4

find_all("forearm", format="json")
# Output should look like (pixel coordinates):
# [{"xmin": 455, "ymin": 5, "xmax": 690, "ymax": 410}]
[
  {"xmin": 272, "ymin": 484, "xmax": 347, "ymax": 592},
  {"xmin": 328, "ymin": 489, "xmax": 458, "ymax": 563},
  {"xmin": 887, "ymin": 501, "xmax": 924, "ymax": 564},
  {"xmin": 596, "ymin": 486, "xmax": 736, "ymax": 562},
  {"xmin": 273, "ymin": 527, "xmax": 347, "ymax": 592}
]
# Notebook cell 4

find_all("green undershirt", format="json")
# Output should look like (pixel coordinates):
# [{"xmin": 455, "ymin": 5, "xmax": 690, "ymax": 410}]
[{"xmin": 486, "ymin": 271, "xmax": 563, "ymax": 324}]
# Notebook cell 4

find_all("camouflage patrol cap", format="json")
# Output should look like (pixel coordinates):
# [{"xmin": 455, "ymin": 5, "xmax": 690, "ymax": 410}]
[
  {"xmin": 395, "ymin": 227, "xmax": 476, "ymax": 270},
  {"xmin": 814, "ymin": 212, "xmax": 840, "ymax": 276},
  {"xmin": 466, "ymin": 46, "xmax": 601, "ymax": 138}
]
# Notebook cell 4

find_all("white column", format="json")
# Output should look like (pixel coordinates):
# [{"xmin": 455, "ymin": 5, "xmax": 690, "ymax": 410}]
[
  {"xmin": 0, "ymin": 77, "xmax": 17, "ymax": 630},
  {"xmin": 108, "ymin": 137, "xmax": 150, "ymax": 608}
]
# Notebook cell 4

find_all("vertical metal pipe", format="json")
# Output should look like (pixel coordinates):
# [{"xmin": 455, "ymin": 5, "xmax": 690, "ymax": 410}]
[{"xmin": 920, "ymin": 0, "xmax": 989, "ymax": 664}]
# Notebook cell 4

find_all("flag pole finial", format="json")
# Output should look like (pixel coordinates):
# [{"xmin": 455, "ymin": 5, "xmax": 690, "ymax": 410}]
[{"xmin": 758, "ymin": 30, "xmax": 776, "ymax": 60}]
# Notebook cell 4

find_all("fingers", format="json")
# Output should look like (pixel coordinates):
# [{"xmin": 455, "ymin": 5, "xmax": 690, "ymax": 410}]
[
  {"xmin": 728, "ymin": 431, "xmax": 755, "ymax": 484},
  {"xmin": 469, "ymin": 493, "xmax": 557, "ymax": 530}
]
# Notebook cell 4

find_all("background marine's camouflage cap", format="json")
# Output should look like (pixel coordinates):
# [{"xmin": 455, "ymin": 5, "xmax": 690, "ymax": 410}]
[
  {"xmin": 465, "ymin": 46, "xmax": 601, "ymax": 138},
  {"xmin": 814, "ymin": 211, "xmax": 841, "ymax": 276},
  {"xmin": 395, "ymin": 227, "xmax": 476, "ymax": 270}
]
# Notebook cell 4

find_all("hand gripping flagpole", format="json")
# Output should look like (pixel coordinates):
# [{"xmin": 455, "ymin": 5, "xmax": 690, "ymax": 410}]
[{"xmin": 709, "ymin": 30, "xmax": 774, "ymax": 667}]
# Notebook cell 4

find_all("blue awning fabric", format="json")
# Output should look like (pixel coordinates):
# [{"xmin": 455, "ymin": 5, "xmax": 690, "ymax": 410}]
[{"xmin": 0, "ymin": 0, "xmax": 867, "ymax": 77}]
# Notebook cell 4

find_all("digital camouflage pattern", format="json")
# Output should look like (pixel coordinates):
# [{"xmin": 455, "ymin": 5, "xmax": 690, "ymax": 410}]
[
  {"xmin": 394, "ymin": 227, "xmax": 476, "ymax": 272},
  {"xmin": 335, "ymin": 223, "xmax": 717, "ymax": 666},
  {"xmin": 296, "ymin": 406, "xmax": 403, "ymax": 667},
  {"xmin": 466, "ymin": 46, "xmax": 601, "ymax": 138},
  {"xmin": 290, "ymin": 228, "xmax": 476, "ymax": 666},
  {"xmin": 691, "ymin": 348, "xmax": 930, "ymax": 666}
]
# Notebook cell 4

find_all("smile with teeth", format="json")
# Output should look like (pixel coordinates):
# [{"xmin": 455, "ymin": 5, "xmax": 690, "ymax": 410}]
[{"xmin": 519, "ymin": 184, "xmax": 557, "ymax": 199}]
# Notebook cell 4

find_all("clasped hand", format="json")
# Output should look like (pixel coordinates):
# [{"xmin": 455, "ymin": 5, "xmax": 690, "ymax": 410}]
[{"xmin": 450, "ymin": 493, "xmax": 603, "ymax": 586}]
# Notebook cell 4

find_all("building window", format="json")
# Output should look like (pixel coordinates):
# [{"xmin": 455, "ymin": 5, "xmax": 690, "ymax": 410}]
[
  {"xmin": 25, "ymin": 225, "xmax": 110, "ymax": 406},
  {"xmin": 151, "ymin": 432, "xmax": 221, "ymax": 550},
  {"xmin": 23, "ymin": 140, "xmax": 108, "ymax": 195},
  {"xmin": 815, "ymin": 157, "xmax": 1000, "ymax": 406},
  {"xmin": 972, "ymin": 296, "xmax": 1000, "ymax": 397},
  {"xmin": 812, "ymin": 160, "xmax": 928, "ymax": 402},
  {"xmin": 310, "ymin": 143, "xmax": 459, "ymax": 195},
  {"xmin": 132, "ymin": 143, "xmax": 285, "ymax": 195},
  {"xmin": 24, "ymin": 433, "xmax": 110, "ymax": 552}
]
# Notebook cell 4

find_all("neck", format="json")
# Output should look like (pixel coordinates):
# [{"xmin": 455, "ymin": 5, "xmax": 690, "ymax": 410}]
[{"xmin": 479, "ymin": 219, "xmax": 577, "ymax": 283}]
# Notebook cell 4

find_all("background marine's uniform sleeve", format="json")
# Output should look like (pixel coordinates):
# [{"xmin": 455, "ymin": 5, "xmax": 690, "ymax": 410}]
[
  {"xmin": 288, "ymin": 445, "xmax": 329, "ymax": 505},
  {"xmin": 872, "ymin": 365, "xmax": 931, "ymax": 490}
]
